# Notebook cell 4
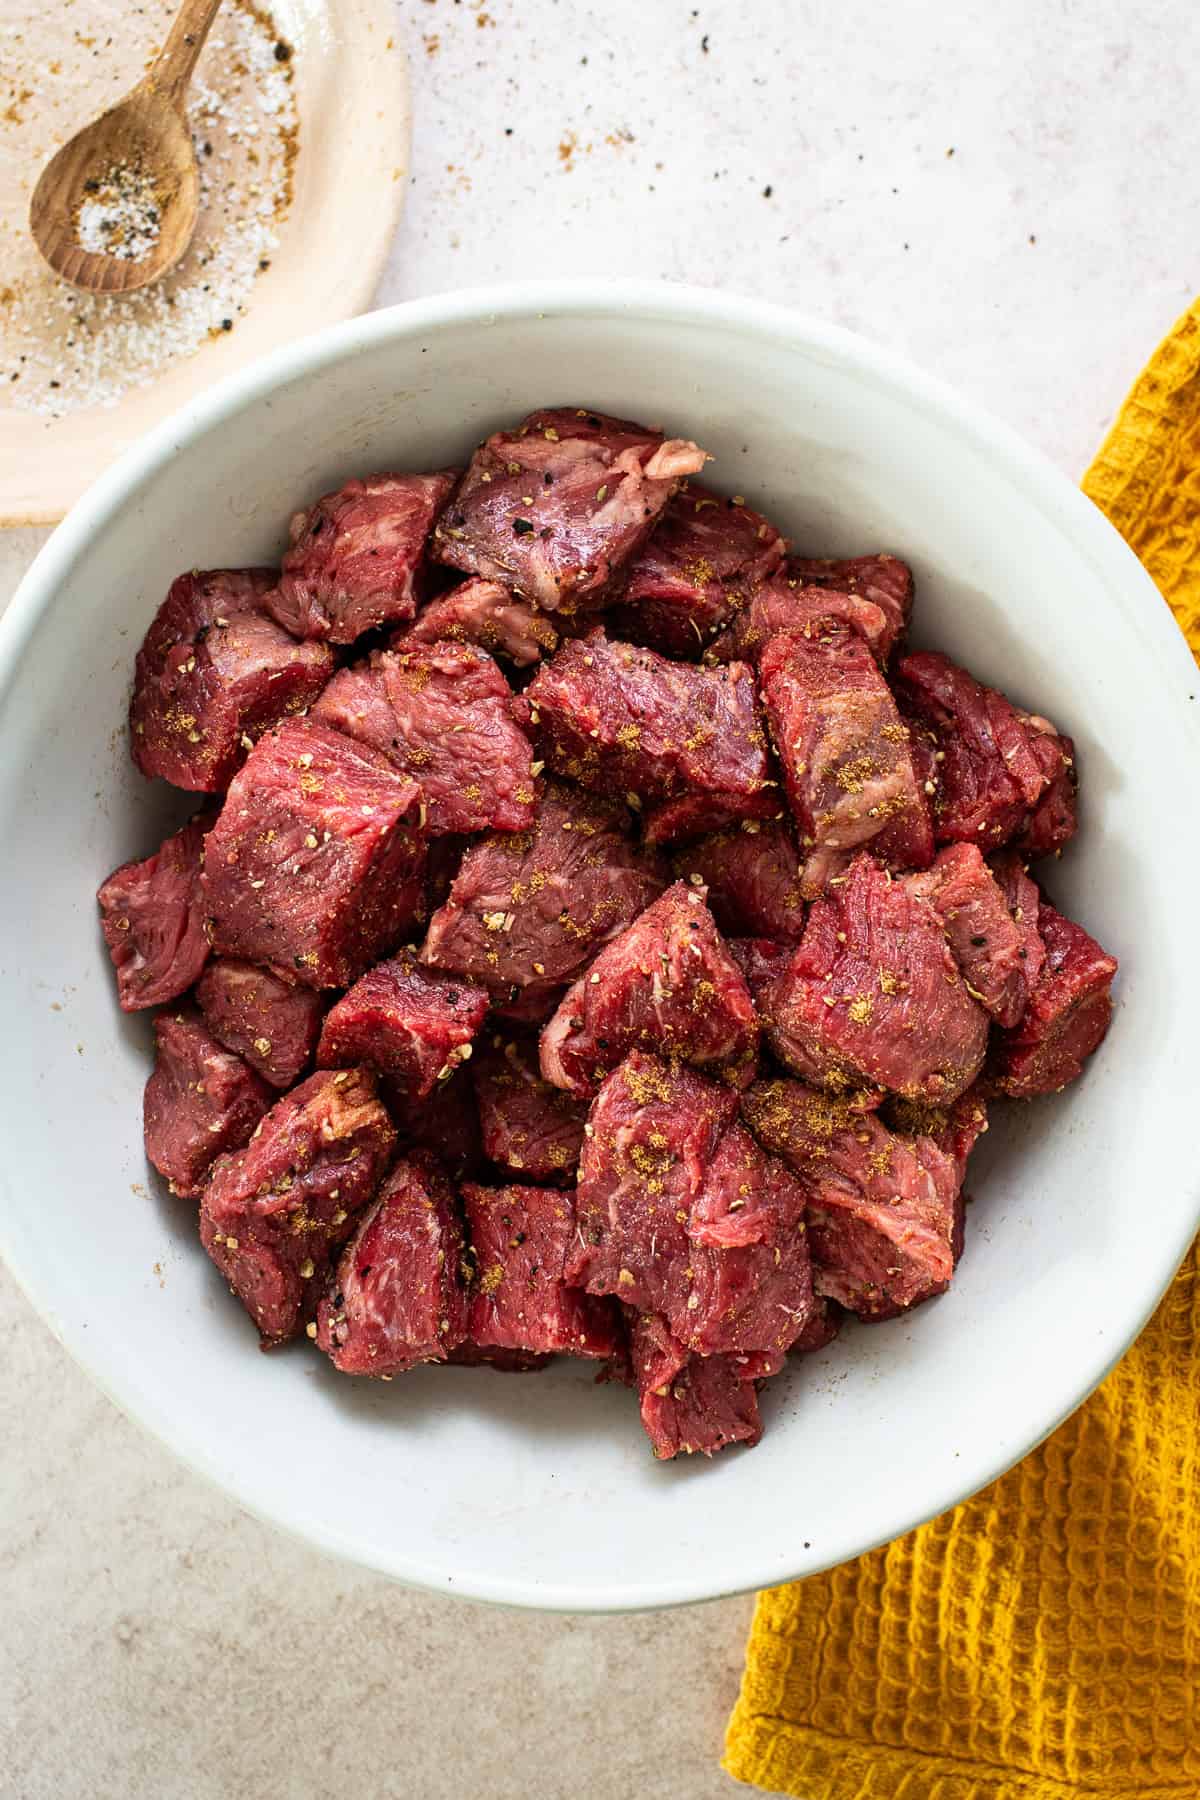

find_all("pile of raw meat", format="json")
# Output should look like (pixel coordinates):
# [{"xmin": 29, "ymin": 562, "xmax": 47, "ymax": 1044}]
[{"xmin": 99, "ymin": 406, "xmax": 1118, "ymax": 1460}]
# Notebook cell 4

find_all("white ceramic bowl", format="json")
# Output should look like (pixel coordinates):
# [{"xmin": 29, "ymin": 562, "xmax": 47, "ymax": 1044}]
[{"xmin": 2, "ymin": 282, "xmax": 1198, "ymax": 1612}]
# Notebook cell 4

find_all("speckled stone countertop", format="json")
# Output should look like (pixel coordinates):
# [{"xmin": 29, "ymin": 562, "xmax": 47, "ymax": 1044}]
[{"xmin": 2, "ymin": 2, "xmax": 1196, "ymax": 1794}]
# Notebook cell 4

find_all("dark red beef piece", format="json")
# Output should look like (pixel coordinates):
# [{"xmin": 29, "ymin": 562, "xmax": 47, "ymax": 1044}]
[
  {"xmin": 129, "ymin": 569, "xmax": 335, "ymax": 793},
  {"xmin": 767, "ymin": 853, "xmax": 988, "ymax": 1102},
  {"xmin": 727, "ymin": 937, "xmax": 792, "ymax": 1013},
  {"xmin": 445, "ymin": 1342, "xmax": 553, "ymax": 1372},
  {"xmin": 316, "ymin": 1153, "xmax": 468, "ymax": 1375},
  {"xmin": 143, "ymin": 1008, "xmax": 271, "ymax": 1198},
  {"xmin": 905, "ymin": 843, "xmax": 1031, "ymax": 1028},
  {"xmin": 988, "ymin": 850, "xmax": 1047, "ymax": 992},
  {"xmin": 893, "ymin": 651, "xmax": 1063, "ymax": 850},
  {"xmin": 741, "ymin": 1077, "xmax": 964, "ymax": 1319},
  {"xmin": 523, "ymin": 630, "xmax": 776, "ymax": 839},
  {"xmin": 317, "ymin": 951, "xmax": 489, "ymax": 1099},
  {"xmin": 629, "ymin": 1313, "xmax": 765, "ymax": 1459},
  {"xmin": 1016, "ymin": 722, "xmax": 1078, "ymax": 858},
  {"xmin": 312, "ymin": 643, "xmax": 535, "ymax": 837},
  {"xmin": 201, "ymin": 720, "xmax": 427, "ymax": 990},
  {"xmin": 790, "ymin": 1297, "xmax": 842, "ymax": 1355},
  {"xmin": 883, "ymin": 1086, "xmax": 990, "ymax": 1181},
  {"xmin": 421, "ymin": 778, "xmax": 665, "ymax": 1006},
  {"xmin": 98, "ymin": 815, "xmax": 211, "ymax": 1012},
  {"xmin": 640, "ymin": 789, "xmax": 786, "ymax": 850},
  {"xmin": 384, "ymin": 1068, "xmax": 483, "ymax": 1181},
  {"xmin": 759, "ymin": 621, "xmax": 932, "ymax": 898},
  {"xmin": 570, "ymin": 1052, "xmax": 815, "ymax": 1358},
  {"xmin": 539, "ymin": 882, "xmax": 759, "ymax": 1098},
  {"xmin": 992, "ymin": 897, "xmax": 1117, "ymax": 1097},
  {"xmin": 268, "ymin": 470, "xmax": 459, "ymax": 643},
  {"xmin": 606, "ymin": 482, "xmax": 786, "ymax": 657},
  {"xmin": 491, "ymin": 983, "xmax": 568, "ymax": 1026},
  {"xmin": 405, "ymin": 577, "xmax": 560, "ymax": 668},
  {"xmin": 431, "ymin": 407, "xmax": 708, "ymax": 611},
  {"xmin": 672, "ymin": 819, "xmax": 806, "ymax": 941},
  {"xmin": 472, "ymin": 1030, "xmax": 587, "ymax": 1181},
  {"xmin": 195, "ymin": 957, "xmax": 324, "ymax": 1089},
  {"xmin": 461, "ymin": 1183, "xmax": 620, "ymax": 1358},
  {"xmin": 786, "ymin": 554, "xmax": 913, "ymax": 653},
  {"xmin": 420, "ymin": 834, "xmax": 469, "ymax": 925},
  {"xmin": 707, "ymin": 578, "xmax": 894, "ymax": 667},
  {"xmin": 199, "ymin": 1068, "xmax": 396, "ymax": 1343}
]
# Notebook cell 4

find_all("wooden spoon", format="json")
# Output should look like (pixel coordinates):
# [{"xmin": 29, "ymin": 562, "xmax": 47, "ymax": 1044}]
[{"xmin": 29, "ymin": 0, "xmax": 224, "ymax": 294}]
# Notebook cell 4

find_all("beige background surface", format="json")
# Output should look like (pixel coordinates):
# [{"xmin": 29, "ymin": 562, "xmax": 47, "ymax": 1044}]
[{"xmin": 2, "ymin": 1, "xmax": 1197, "ymax": 1795}]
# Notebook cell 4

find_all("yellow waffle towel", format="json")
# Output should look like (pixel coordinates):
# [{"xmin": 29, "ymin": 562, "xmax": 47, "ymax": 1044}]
[{"xmin": 723, "ymin": 299, "xmax": 1200, "ymax": 1800}]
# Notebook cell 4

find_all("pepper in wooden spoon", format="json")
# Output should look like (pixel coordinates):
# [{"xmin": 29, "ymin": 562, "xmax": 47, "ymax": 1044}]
[{"xmin": 29, "ymin": 0, "xmax": 224, "ymax": 294}]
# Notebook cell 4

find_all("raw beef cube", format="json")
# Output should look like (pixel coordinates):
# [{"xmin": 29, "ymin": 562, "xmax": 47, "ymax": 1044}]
[
  {"xmin": 317, "ymin": 951, "xmax": 489, "ymax": 1099},
  {"xmin": 143, "ymin": 1009, "xmax": 271, "ymax": 1198},
  {"xmin": 195, "ymin": 958, "xmax": 324, "ymax": 1089},
  {"xmin": 539, "ymin": 881, "xmax": 759, "ymax": 1097},
  {"xmin": 472, "ymin": 1031, "xmax": 587, "ymax": 1180},
  {"xmin": 316, "ymin": 1154, "xmax": 469, "ymax": 1375},
  {"xmin": 992, "ymin": 898, "xmax": 1117, "ymax": 1097},
  {"xmin": 606, "ymin": 482, "xmax": 786, "ymax": 656},
  {"xmin": 445, "ymin": 1343, "xmax": 553, "ymax": 1372},
  {"xmin": 421, "ymin": 778, "xmax": 665, "ymax": 1006},
  {"xmin": 268, "ymin": 470, "xmax": 459, "ymax": 643},
  {"xmin": 202, "ymin": 720, "xmax": 427, "ymax": 989},
  {"xmin": 405, "ymin": 578, "xmax": 560, "ymax": 668},
  {"xmin": 790, "ymin": 1297, "xmax": 842, "ymax": 1354},
  {"xmin": 313, "ymin": 644, "xmax": 536, "ymax": 836},
  {"xmin": 884, "ymin": 1086, "xmax": 990, "ymax": 1179},
  {"xmin": 988, "ymin": 850, "xmax": 1047, "ymax": 992},
  {"xmin": 461, "ymin": 1183, "xmax": 620, "ymax": 1358},
  {"xmin": 523, "ymin": 630, "xmax": 776, "ymax": 837},
  {"xmin": 741, "ymin": 1076, "xmax": 965, "ymax": 1319},
  {"xmin": 431, "ymin": 407, "xmax": 708, "ymax": 610},
  {"xmin": 767, "ymin": 853, "xmax": 988, "ymax": 1102},
  {"xmin": 1016, "ymin": 723, "xmax": 1078, "ymax": 858},
  {"xmin": 893, "ymin": 651, "xmax": 1067, "ymax": 851},
  {"xmin": 98, "ymin": 815, "xmax": 211, "ymax": 1012},
  {"xmin": 787, "ymin": 553, "xmax": 913, "ymax": 653},
  {"xmin": 906, "ymin": 843, "xmax": 1031, "ymax": 1027},
  {"xmin": 200, "ymin": 1068, "xmax": 396, "ymax": 1343},
  {"xmin": 385, "ymin": 1068, "xmax": 484, "ymax": 1180},
  {"xmin": 759, "ymin": 621, "xmax": 932, "ymax": 896},
  {"xmin": 570, "ymin": 1053, "xmax": 815, "ymax": 1357},
  {"xmin": 673, "ymin": 819, "xmax": 806, "ymax": 941},
  {"xmin": 629, "ymin": 1313, "xmax": 765, "ymax": 1459},
  {"xmin": 640, "ymin": 789, "xmax": 787, "ymax": 850},
  {"xmin": 707, "ymin": 578, "xmax": 895, "ymax": 667},
  {"xmin": 728, "ymin": 937, "xmax": 792, "ymax": 1013},
  {"xmin": 129, "ymin": 569, "xmax": 334, "ymax": 793}
]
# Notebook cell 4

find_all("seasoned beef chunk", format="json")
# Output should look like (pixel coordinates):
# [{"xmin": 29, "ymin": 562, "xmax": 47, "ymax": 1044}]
[
  {"xmin": 629, "ymin": 1313, "xmax": 767, "ymax": 1459},
  {"xmin": 421, "ymin": 778, "xmax": 665, "ymax": 1007},
  {"xmin": 524, "ymin": 630, "xmax": 775, "ymax": 841},
  {"xmin": 317, "ymin": 951, "xmax": 489, "ymax": 1099},
  {"xmin": 708, "ymin": 578, "xmax": 895, "ymax": 667},
  {"xmin": 313, "ymin": 643, "xmax": 535, "ymax": 837},
  {"xmin": 406, "ymin": 577, "xmax": 559, "ymax": 668},
  {"xmin": 728, "ymin": 937, "xmax": 792, "ymax": 1013},
  {"xmin": 570, "ymin": 1052, "xmax": 816, "ymax": 1358},
  {"xmin": 893, "ymin": 652, "xmax": 1075, "ymax": 853},
  {"xmin": 742, "ymin": 1077, "xmax": 965, "ymax": 1319},
  {"xmin": 98, "ymin": 815, "xmax": 211, "ymax": 1012},
  {"xmin": 988, "ymin": 850, "xmax": 1047, "ymax": 992},
  {"xmin": 767, "ymin": 853, "xmax": 988, "ymax": 1102},
  {"xmin": 385, "ymin": 1068, "xmax": 483, "ymax": 1180},
  {"xmin": 607, "ymin": 483, "xmax": 786, "ymax": 656},
  {"xmin": 906, "ymin": 843, "xmax": 1032, "ymax": 1027},
  {"xmin": 461, "ymin": 1183, "xmax": 619, "ymax": 1358},
  {"xmin": 202, "ymin": 720, "xmax": 427, "ymax": 989},
  {"xmin": 472, "ymin": 1031, "xmax": 587, "ymax": 1181},
  {"xmin": 316, "ymin": 1154, "xmax": 468, "ymax": 1375},
  {"xmin": 199, "ymin": 1068, "xmax": 396, "ymax": 1343},
  {"xmin": 195, "ymin": 958, "xmax": 324, "ymax": 1089},
  {"xmin": 143, "ymin": 1009, "xmax": 271, "ymax": 1198},
  {"xmin": 759, "ymin": 621, "xmax": 932, "ymax": 896},
  {"xmin": 130, "ymin": 569, "xmax": 335, "ymax": 792},
  {"xmin": 790, "ymin": 1297, "xmax": 842, "ymax": 1354},
  {"xmin": 268, "ymin": 471, "xmax": 459, "ymax": 643},
  {"xmin": 992, "ymin": 897, "xmax": 1117, "ymax": 1096},
  {"xmin": 539, "ymin": 882, "xmax": 759, "ymax": 1098},
  {"xmin": 786, "ymin": 553, "xmax": 913, "ymax": 653},
  {"xmin": 445, "ymin": 1343, "xmax": 553, "ymax": 1372},
  {"xmin": 432, "ymin": 407, "xmax": 708, "ymax": 610},
  {"xmin": 673, "ymin": 820, "xmax": 806, "ymax": 942},
  {"xmin": 884, "ymin": 1087, "xmax": 990, "ymax": 1179}
]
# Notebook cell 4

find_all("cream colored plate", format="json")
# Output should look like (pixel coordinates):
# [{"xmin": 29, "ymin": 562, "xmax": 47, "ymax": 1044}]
[{"xmin": 0, "ymin": 0, "xmax": 408, "ymax": 524}]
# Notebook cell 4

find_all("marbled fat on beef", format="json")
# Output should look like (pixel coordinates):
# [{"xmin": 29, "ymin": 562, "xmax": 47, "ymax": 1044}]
[
  {"xmin": 673, "ymin": 819, "xmax": 806, "ymax": 942},
  {"xmin": 269, "ymin": 471, "xmax": 459, "ymax": 643},
  {"xmin": 143, "ymin": 1008, "xmax": 271, "ymax": 1198},
  {"xmin": 98, "ymin": 815, "xmax": 211, "ymax": 1012},
  {"xmin": 539, "ymin": 881, "xmax": 759, "ymax": 1098},
  {"xmin": 317, "ymin": 951, "xmax": 489, "ymax": 1099},
  {"xmin": 992, "ymin": 897, "xmax": 1117, "ymax": 1096},
  {"xmin": 406, "ymin": 577, "xmax": 559, "ymax": 667},
  {"xmin": 472, "ymin": 1031, "xmax": 587, "ymax": 1181},
  {"xmin": 201, "ymin": 720, "xmax": 427, "ymax": 989},
  {"xmin": 195, "ymin": 957, "xmax": 324, "ymax": 1089},
  {"xmin": 461, "ymin": 1183, "xmax": 619, "ymax": 1358},
  {"xmin": 432, "ymin": 408, "xmax": 708, "ymax": 610},
  {"xmin": 906, "ymin": 843, "xmax": 1032, "ymax": 1027}
]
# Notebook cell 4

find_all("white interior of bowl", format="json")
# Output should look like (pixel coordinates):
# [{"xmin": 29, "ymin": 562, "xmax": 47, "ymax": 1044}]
[{"xmin": 2, "ymin": 282, "xmax": 1197, "ymax": 1611}]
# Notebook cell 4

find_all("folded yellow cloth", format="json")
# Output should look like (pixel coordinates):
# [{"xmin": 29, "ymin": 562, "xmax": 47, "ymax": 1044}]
[{"xmin": 723, "ymin": 298, "xmax": 1200, "ymax": 1800}]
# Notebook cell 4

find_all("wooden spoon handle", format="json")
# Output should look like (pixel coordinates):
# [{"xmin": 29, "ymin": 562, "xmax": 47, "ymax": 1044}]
[{"xmin": 145, "ymin": 0, "xmax": 224, "ymax": 108}]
